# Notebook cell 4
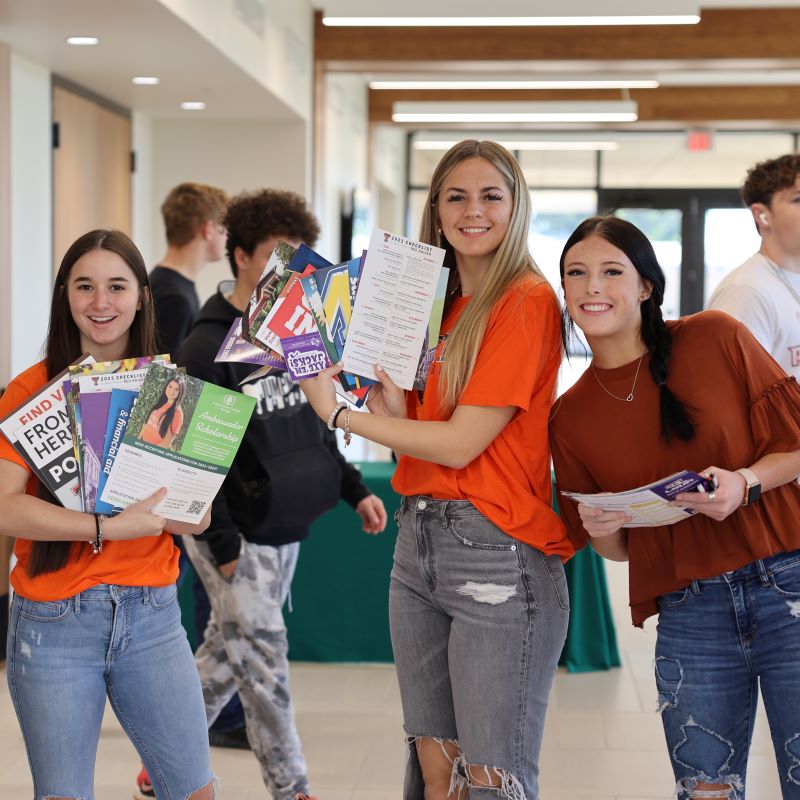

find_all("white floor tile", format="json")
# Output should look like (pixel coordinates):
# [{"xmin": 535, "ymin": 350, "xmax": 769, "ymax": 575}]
[{"xmin": 0, "ymin": 561, "xmax": 791, "ymax": 799}]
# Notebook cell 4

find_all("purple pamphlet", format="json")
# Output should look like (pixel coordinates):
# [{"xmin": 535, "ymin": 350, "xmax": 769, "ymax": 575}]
[
  {"xmin": 647, "ymin": 471, "xmax": 713, "ymax": 501},
  {"xmin": 216, "ymin": 317, "xmax": 285, "ymax": 369},
  {"xmin": 281, "ymin": 332, "xmax": 331, "ymax": 382}
]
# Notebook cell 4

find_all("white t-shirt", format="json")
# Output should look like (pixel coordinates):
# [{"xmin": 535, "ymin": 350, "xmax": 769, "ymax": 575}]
[{"xmin": 708, "ymin": 252, "xmax": 800, "ymax": 380}]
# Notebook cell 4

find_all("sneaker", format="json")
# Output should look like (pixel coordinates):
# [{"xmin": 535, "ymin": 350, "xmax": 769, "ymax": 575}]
[
  {"xmin": 208, "ymin": 726, "xmax": 251, "ymax": 750},
  {"xmin": 133, "ymin": 766, "xmax": 155, "ymax": 800}
]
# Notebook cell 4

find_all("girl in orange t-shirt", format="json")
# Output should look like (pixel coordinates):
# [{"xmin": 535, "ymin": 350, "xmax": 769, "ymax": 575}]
[
  {"xmin": 301, "ymin": 141, "xmax": 572, "ymax": 800},
  {"xmin": 138, "ymin": 374, "xmax": 186, "ymax": 448},
  {"xmin": 0, "ymin": 230, "xmax": 215, "ymax": 800}
]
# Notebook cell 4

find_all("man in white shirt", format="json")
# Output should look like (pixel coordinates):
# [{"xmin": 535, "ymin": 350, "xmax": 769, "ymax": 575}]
[{"xmin": 708, "ymin": 153, "xmax": 800, "ymax": 379}]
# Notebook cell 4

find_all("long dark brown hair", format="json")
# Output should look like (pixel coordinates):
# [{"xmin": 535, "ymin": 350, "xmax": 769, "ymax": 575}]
[
  {"xmin": 30, "ymin": 229, "xmax": 158, "ymax": 578},
  {"xmin": 152, "ymin": 375, "xmax": 186, "ymax": 440},
  {"xmin": 559, "ymin": 216, "xmax": 694, "ymax": 443}
]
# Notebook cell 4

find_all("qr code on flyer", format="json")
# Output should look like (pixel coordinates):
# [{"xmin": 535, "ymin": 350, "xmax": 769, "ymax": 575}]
[{"xmin": 187, "ymin": 500, "xmax": 205, "ymax": 516}]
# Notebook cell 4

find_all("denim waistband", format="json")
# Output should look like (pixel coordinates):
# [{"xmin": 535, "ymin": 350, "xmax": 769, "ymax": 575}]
[
  {"xmin": 401, "ymin": 494, "xmax": 483, "ymax": 519},
  {"xmin": 53, "ymin": 584, "xmax": 173, "ymax": 608},
  {"xmin": 690, "ymin": 549, "xmax": 800, "ymax": 590}
]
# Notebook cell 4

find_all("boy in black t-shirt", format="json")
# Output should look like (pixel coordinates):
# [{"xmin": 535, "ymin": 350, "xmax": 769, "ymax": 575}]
[{"xmin": 150, "ymin": 182, "xmax": 228, "ymax": 356}]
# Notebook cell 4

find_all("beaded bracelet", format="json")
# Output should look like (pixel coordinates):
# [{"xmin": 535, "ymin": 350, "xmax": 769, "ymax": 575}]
[
  {"xmin": 331, "ymin": 404, "xmax": 347, "ymax": 430},
  {"xmin": 326, "ymin": 401, "xmax": 347, "ymax": 431}
]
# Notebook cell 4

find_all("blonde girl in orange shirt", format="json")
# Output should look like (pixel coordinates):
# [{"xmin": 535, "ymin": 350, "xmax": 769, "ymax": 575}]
[
  {"xmin": 0, "ymin": 230, "xmax": 215, "ymax": 800},
  {"xmin": 301, "ymin": 140, "xmax": 572, "ymax": 800}
]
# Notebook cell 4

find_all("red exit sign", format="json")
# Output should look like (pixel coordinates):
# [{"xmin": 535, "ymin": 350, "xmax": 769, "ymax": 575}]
[{"xmin": 687, "ymin": 130, "xmax": 713, "ymax": 151}]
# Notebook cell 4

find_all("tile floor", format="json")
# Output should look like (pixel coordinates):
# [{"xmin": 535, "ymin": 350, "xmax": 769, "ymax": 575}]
[{"xmin": 0, "ymin": 559, "xmax": 784, "ymax": 799}]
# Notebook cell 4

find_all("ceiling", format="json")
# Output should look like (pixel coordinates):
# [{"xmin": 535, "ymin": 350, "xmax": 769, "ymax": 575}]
[
  {"xmin": 313, "ymin": 0, "xmax": 800, "ymax": 131},
  {"xmin": 0, "ymin": 0, "xmax": 295, "ymax": 119},
  {"xmin": 2, "ymin": 1, "xmax": 800, "ymax": 129}
]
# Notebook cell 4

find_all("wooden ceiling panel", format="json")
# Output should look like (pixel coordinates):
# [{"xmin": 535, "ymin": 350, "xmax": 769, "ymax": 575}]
[
  {"xmin": 316, "ymin": 9, "xmax": 800, "ymax": 64},
  {"xmin": 369, "ymin": 86, "xmax": 800, "ymax": 125}
]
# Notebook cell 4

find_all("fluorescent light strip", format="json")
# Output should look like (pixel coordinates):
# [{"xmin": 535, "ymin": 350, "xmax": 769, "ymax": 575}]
[
  {"xmin": 66, "ymin": 36, "xmax": 99, "ymax": 45},
  {"xmin": 181, "ymin": 101, "xmax": 206, "ymax": 110},
  {"xmin": 371, "ymin": 79, "xmax": 659, "ymax": 90},
  {"xmin": 657, "ymin": 69, "xmax": 800, "ymax": 87},
  {"xmin": 414, "ymin": 140, "xmax": 619, "ymax": 151},
  {"xmin": 132, "ymin": 76, "xmax": 160, "ymax": 85},
  {"xmin": 323, "ymin": 16, "xmax": 700, "ymax": 27},
  {"xmin": 394, "ymin": 112, "xmax": 638, "ymax": 122}
]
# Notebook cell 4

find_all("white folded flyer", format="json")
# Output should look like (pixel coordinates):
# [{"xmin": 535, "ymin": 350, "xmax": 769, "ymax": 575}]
[
  {"xmin": 342, "ymin": 229, "xmax": 445, "ymax": 390},
  {"xmin": 562, "ymin": 470, "xmax": 714, "ymax": 527}
]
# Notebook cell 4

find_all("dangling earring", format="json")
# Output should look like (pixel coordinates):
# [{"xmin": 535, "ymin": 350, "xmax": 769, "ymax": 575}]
[{"xmin": 437, "ymin": 228, "xmax": 444, "ymax": 248}]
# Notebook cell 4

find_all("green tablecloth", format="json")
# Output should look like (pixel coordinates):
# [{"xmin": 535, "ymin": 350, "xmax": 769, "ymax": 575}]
[{"xmin": 285, "ymin": 462, "xmax": 620, "ymax": 672}]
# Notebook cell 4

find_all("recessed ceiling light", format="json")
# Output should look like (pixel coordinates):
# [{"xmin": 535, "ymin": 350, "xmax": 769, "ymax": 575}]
[
  {"xmin": 181, "ymin": 101, "xmax": 206, "ymax": 111},
  {"xmin": 66, "ymin": 36, "xmax": 99, "ymax": 46},
  {"xmin": 132, "ymin": 76, "xmax": 160, "ymax": 86}
]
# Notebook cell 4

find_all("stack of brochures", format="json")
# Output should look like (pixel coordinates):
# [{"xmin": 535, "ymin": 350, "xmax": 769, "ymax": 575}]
[
  {"xmin": 214, "ymin": 228, "xmax": 448, "ymax": 403},
  {"xmin": 0, "ymin": 359, "xmax": 255, "ymax": 523}
]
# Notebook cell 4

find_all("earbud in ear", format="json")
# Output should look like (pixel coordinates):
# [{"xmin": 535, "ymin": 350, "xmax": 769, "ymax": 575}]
[{"xmin": 759, "ymin": 213, "xmax": 768, "ymax": 225}]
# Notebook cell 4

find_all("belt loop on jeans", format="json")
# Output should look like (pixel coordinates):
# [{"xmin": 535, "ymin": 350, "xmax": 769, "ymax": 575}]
[
  {"xmin": 143, "ymin": 586, "xmax": 151, "ymax": 605},
  {"xmin": 74, "ymin": 591, "xmax": 81, "ymax": 614},
  {"xmin": 689, "ymin": 580, "xmax": 701, "ymax": 595},
  {"xmin": 756, "ymin": 559, "xmax": 770, "ymax": 587}
]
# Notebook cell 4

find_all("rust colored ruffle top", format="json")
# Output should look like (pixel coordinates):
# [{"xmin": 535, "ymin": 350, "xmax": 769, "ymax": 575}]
[{"xmin": 550, "ymin": 311, "xmax": 800, "ymax": 626}]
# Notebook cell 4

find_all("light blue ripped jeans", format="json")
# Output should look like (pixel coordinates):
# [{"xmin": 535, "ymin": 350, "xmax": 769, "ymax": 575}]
[
  {"xmin": 656, "ymin": 550, "xmax": 800, "ymax": 799},
  {"xmin": 389, "ymin": 496, "xmax": 569, "ymax": 800},
  {"xmin": 7, "ymin": 584, "xmax": 213, "ymax": 800}
]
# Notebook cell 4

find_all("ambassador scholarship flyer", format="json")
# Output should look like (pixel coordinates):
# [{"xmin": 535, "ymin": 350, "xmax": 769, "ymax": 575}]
[{"xmin": 99, "ymin": 363, "xmax": 256, "ymax": 523}]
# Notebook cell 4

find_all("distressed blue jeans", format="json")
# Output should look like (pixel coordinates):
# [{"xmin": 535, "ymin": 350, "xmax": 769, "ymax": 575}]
[
  {"xmin": 7, "ymin": 584, "xmax": 213, "ymax": 800},
  {"xmin": 389, "ymin": 496, "xmax": 569, "ymax": 800},
  {"xmin": 656, "ymin": 550, "xmax": 800, "ymax": 799}
]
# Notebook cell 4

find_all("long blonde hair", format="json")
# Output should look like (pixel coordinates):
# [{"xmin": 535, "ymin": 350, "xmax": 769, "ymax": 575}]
[{"xmin": 419, "ymin": 140, "xmax": 542, "ymax": 412}]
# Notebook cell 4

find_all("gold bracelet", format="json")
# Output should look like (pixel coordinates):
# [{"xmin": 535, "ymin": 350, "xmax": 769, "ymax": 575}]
[{"xmin": 92, "ymin": 514, "xmax": 105, "ymax": 554}]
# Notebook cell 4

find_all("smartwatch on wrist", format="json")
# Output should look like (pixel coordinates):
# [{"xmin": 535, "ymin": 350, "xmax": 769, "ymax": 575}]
[{"xmin": 736, "ymin": 467, "xmax": 761, "ymax": 506}]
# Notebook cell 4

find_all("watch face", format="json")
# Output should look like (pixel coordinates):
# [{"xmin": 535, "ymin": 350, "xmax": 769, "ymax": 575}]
[{"xmin": 747, "ymin": 483, "xmax": 761, "ymax": 504}]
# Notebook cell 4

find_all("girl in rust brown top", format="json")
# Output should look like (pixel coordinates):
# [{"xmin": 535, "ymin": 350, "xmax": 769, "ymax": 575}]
[{"xmin": 550, "ymin": 216, "xmax": 800, "ymax": 799}]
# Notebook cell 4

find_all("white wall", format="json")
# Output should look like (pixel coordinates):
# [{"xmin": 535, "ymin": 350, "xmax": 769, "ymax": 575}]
[
  {"xmin": 0, "ymin": 52, "xmax": 52, "ymax": 382},
  {"xmin": 372, "ymin": 124, "xmax": 408, "ymax": 237},
  {"xmin": 156, "ymin": 0, "xmax": 314, "ymax": 123},
  {"xmin": 149, "ymin": 117, "xmax": 309, "ymax": 304},
  {"xmin": 319, "ymin": 73, "xmax": 369, "ymax": 262},
  {"xmin": 131, "ymin": 110, "xmax": 155, "ymax": 266},
  {"xmin": 0, "ymin": 43, "xmax": 11, "ymax": 385}
]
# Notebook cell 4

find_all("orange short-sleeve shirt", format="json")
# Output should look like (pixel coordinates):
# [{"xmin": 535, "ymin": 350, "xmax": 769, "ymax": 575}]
[
  {"xmin": 0, "ymin": 361, "xmax": 179, "ymax": 601},
  {"xmin": 393, "ymin": 275, "xmax": 573, "ymax": 559}
]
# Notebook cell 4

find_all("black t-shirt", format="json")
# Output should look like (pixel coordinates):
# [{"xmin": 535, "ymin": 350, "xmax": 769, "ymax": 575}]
[{"xmin": 148, "ymin": 266, "xmax": 200, "ymax": 358}]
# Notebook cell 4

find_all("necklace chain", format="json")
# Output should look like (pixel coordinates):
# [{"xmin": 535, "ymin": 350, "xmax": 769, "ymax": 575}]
[
  {"xmin": 763, "ymin": 255, "xmax": 800, "ymax": 308},
  {"xmin": 591, "ymin": 353, "xmax": 645, "ymax": 402}
]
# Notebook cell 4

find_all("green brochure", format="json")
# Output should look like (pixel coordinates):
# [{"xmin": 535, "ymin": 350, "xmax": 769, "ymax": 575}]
[{"xmin": 98, "ymin": 363, "xmax": 256, "ymax": 523}]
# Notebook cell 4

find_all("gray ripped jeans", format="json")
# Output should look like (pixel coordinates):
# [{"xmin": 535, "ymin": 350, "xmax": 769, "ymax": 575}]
[
  {"xmin": 389, "ymin": 496, "xmax": 569, "ymax": 800},
  {"xmin": 184, "ymin": 536, "xmax": 307, "ymax": 800}
]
